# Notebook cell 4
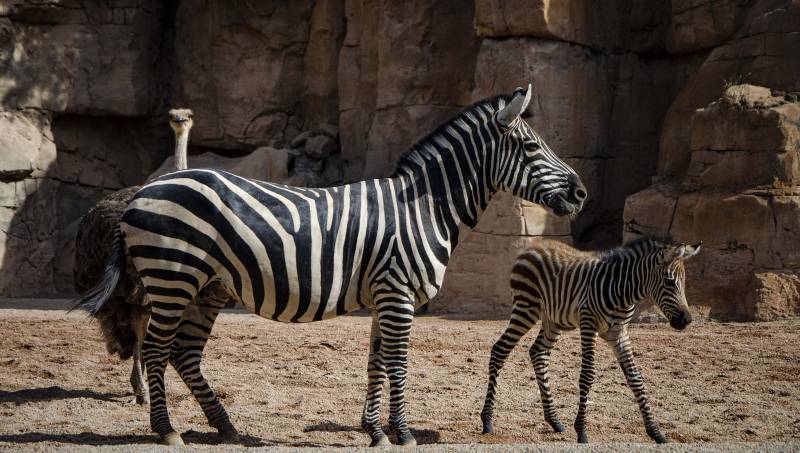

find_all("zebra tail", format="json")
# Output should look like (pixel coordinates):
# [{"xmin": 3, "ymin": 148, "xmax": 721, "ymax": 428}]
[{"xmin": 69, "ymin": 228, "xmax": 126, "ymax": 316}]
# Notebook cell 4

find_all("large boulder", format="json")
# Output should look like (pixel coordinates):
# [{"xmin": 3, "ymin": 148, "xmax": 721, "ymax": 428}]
[
  {"xmin": 624, "ymin": 85, "xmax": 800, "ymax": 321},
  {"xmin": 657, "ymin": 0, "xmax": 800, "ymax": 178}
]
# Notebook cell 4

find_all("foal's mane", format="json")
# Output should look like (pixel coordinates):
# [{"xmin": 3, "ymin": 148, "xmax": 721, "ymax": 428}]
[
  {"xmin": 392, "ymin": 94, "xmax": 512, "ymax": 176},
  {"xmin": 599, "ymin": 234, "xmax": 679, "ymax": 263}
]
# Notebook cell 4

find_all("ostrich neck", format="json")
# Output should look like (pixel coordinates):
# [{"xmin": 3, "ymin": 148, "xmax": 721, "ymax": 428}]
[{"xmin": 174, "ymin": 129, "xmax": 190, "ymax": 171}]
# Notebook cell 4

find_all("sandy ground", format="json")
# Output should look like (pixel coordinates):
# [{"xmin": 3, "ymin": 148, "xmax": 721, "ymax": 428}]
[{"xmin": 0, "ymin": 302, "xmax": 798, "ymax": 451}]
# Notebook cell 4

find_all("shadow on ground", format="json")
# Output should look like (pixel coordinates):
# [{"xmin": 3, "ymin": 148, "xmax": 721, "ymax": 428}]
[
  {"xmin": 0, "ymin": 386, "xmax": 125, "ymax": 405},
  {"xmin": 304, "ymin": 420, "xmax": 440, "ymax": 445}
]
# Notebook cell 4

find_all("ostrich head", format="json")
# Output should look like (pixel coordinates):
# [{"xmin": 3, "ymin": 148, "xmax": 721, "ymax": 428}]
[{"xmin": 168, "ymin": 108, "xmax": 194, "ymax": 135}]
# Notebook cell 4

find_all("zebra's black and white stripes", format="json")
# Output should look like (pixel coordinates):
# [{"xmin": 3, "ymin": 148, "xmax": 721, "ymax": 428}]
[
  {"xmin": 75, "ymin": 85, "xmax": 586, "ymax": 446},
  {"xmin": 481, "ymin": 236, "xmax": 700, "ymax": 444}
]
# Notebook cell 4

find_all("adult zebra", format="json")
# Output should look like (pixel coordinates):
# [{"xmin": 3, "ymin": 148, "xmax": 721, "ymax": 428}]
[
  {"xmin": 480, "ymin": 236, "xmax": 700, "ymax": 444},
  {"xmin": 75, "ymin": 85, "xmax": 587, "ymax": 446}
]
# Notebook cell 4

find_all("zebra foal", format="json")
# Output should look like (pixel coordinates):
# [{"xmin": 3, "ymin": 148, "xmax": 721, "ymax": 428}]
[
  {"xmin": 481, "ymin": 236, "xmax": 701, "ymax": 443},
  {"xmin": 75, "ymin": 85, "xmax": 587, "ymax": 446}
]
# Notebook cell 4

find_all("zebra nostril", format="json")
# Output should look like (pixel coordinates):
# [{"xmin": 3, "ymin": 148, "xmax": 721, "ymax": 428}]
[{"xmin": 575, "ymin": 188, "xmax": 587, "ymax": 201}]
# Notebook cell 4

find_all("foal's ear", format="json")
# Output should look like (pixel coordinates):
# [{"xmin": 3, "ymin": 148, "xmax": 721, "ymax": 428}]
[
  {"xmin": 680, "ymin": 242, "xmax": 702, "ymax": 260},
  {"xmin": 497, "ymin": 83, "xmax": 532, "ymax": 127},
  {"xmin": 664, "ymin": 242, "xmax": 702, "ymax": 262}
]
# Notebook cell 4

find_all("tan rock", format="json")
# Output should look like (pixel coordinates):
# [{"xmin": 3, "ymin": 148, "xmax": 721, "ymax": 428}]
[{"xmin": 747, "ymin": 272, "xmax": 800, "ymax": 321}]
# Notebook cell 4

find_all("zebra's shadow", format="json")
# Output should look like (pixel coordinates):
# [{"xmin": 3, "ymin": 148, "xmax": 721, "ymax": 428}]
[
  {"xmin": 0, "ymin": 386, "xmax": 125, "ymax": 405},
  {"xmin": 303, "ymin": 421, "xmax": 441, "ymax": 445},
  {"xmin": 0, "ymin": 430, "xmax": 266, "ymax": 446}
]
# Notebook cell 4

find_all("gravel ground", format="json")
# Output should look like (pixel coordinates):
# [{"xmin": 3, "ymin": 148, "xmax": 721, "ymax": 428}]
[{"xmin": 0, "ymin": 302, "xmax": 798, "ymax": 451}]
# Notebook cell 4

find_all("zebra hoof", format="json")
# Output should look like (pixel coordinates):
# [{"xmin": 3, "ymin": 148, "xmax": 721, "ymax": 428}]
[
  {"xmin": 217, "ymin": 428, "xmax": 239, "ymax": 443},
  {"xmin": 548, "ymin": 420, "xmax": 565, "ymax": 433},
  {"xmin": 396, "ymin": 432, "xmax": 417, "ymax": 447},
  {"xmin": 369, "ymin": 434, "xmax": 391, "ymax": 447},
  {"xmin": 134, "ymin": 394, "xmax": 149, "ymax": 406},
  {"xmin": 481, "ymin": 420, "xmax": 493, "ymax": 434},
  {"xmin": 576, "ymin": 430, "xmax": 589, "ymax": 444},
  {"xmin": 649, "ymin": 431, "xmax": 668, "ymax": 444},
  {"xmin": 160, "ymin": 432, "xmax": 185, "ymax": 446}
]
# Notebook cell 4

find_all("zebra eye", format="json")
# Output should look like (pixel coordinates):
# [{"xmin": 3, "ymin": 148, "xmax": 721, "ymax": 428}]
[{"xmin": 524, "ymin": 142, "xmax": 540, "ymax": 152}]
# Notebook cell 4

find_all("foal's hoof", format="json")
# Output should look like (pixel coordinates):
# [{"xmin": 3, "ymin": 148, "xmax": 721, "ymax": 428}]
[
  {"xmin": 547, "ymin": 419, "xmax": 565, "ymax": 433},
  {"xmin": 160, "ymin": 431, "xmax": 185, "ymax": 446},
  {"xmin": 134, "ymin": 394, "xmax": 149, "ymax": 406},
  {"xmin": 576, "ymin": 430, "xmax": 589, "ymax": 444},
  {"xmin": 649, "ymin": 431, "xmax": 668, "ymax": 444},
  {"xmin": 369, "ymin": 434, "xmax": 391, "ymax": 447},
  {"xmin": 481, "ymin": 420, "xmax": 493, "ymax": 434}
]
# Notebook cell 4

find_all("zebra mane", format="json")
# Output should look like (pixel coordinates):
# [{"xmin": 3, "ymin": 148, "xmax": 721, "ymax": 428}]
[
  {"xmin": 392, "ymin": 94, "xmax": 512, "ymax": 176},
  {"xmin": 600, "ymin": 234, "xmax": 679, "ymax": 262}
]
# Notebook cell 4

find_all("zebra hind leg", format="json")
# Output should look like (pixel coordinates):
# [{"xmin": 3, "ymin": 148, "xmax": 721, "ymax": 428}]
[
  {"xmin": 481, "ymin": 301, "xmax": 539, "ymax": 434},
  {"xmin": 361, "ymin": 313, "xmax": 391, "ymax": 447},
  {"xmin": 529, "ymin": 323, "xmax": 563, "ymax": 432},
  {"xmin": 143, "ymin": 296, "xmax": 193, "ymax": 446},
  {"xmin": 169, "ymin": 287, "xmax": 238, "ymax": 441}
]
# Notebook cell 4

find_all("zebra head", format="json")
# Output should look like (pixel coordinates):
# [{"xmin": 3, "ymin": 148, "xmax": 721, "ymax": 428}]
[
  {"xmin": 493, "ymin": 85, "xmax": 586, "ymax": 217},
  {"xmin": 651, "ymin": 242, "xmax": 702, "ymax": 330}
]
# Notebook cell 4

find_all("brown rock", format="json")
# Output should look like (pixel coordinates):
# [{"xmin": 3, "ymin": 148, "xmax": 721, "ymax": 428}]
[{"xmin": 747, "ymin": 272, "xmax": 800, "ymax": 321}]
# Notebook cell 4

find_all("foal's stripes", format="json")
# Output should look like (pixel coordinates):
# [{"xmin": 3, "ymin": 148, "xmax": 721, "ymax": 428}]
[{"xmin": 482, "ymin": 236, "xmax": 698, "ymax": 444}]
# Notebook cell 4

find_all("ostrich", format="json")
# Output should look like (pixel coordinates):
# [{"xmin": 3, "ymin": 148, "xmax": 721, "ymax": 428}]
[{"xmin": 73, "ymin": 108, "xmax": 194, "ymax": 405}]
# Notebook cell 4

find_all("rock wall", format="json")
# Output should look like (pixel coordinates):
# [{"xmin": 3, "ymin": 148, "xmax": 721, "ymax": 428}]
[{"xmin": 1, "ymin": 0, "xmax": 798, "ymax": 319}]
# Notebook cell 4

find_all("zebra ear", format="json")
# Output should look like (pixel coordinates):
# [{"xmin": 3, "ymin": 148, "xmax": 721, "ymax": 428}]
[{"xmin": 497, "ymin": 83, "xmax": 532, "ymax": 127}]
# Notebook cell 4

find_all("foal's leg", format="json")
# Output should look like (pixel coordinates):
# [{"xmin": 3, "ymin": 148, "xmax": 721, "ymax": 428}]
[
  {"xmin": 169, "ymin": 293, "xmax": 237, "ymax": 440},
  {"xmin": 481, "ymin": 300, "xmax": 539, "ymax": 434},
  {"xmin": 605, "ymin": 331, "xmax": 668, "ymax": 443},
  {"xmin": 529, "ymin": 322, "xmax": 563, "ymax": 432},
  {"xmin": 361, "ymin": 312, "xmax": 390, "ymax": 447},
  {"xmin": 573, "ymin": 319, "xmax": 598, "ymax": 443}
]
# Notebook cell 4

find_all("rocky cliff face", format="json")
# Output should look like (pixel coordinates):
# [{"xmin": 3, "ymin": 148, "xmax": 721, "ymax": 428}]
[{"xmin": 1, "ymin": 0, "xmax": 798, "ymax": 320}]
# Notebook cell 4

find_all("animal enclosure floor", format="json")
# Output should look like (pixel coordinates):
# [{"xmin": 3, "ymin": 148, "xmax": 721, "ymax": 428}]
[{"xmin": 0, "ymin": 307, "xmax": 798, "ymax": 450}]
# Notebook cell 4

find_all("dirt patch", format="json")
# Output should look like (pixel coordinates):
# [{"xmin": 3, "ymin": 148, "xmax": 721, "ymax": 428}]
[{"xmin": 0, "ymin": 308, "xmax": 798, "ymax": 449}]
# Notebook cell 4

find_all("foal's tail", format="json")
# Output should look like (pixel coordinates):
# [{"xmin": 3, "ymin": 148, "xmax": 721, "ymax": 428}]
[{"xmin": 70, "ymin": 228, "xmax": 126, "ymax": 316}]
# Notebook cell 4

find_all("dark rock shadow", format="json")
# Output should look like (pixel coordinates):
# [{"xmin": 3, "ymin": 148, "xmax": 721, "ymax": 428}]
[{"xmin": 0, "ymin": 386, "xmax": 125, "ymax": 405}]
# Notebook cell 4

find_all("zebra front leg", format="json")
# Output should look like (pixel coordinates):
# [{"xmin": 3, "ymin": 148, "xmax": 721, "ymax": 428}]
[
  {"xmin": 143, "ymin": 299, "xmax": 190, "ymax": 446},
  {"xmin": 573, "ymin": 322, "xmax": 597, "ymax": 443},
  {"xmin": 170, "ymin": 296, "xmax": 238, "ymax": 441},
  {"xmin": 529, "ymin": 323, "xmax": 563, "ymax": 433},
  {"xmin": 481, "ymin": 305, "xmax": 538, "ymax": 434},
  {"xmin": 606, "ymin": 332, "xmax": 668, "ymax": 443},
  {"xmin": 378, "ymin": 301, "xmax": 416, "ymax": 447},
  {"xmin": 361, "ymin": 312, "xmax": 390, "ymax": 447}
]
